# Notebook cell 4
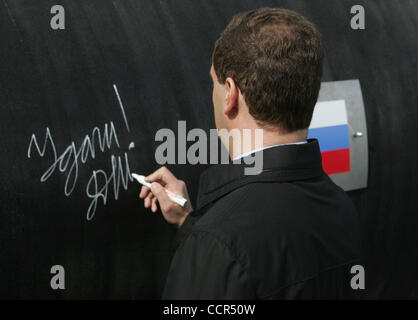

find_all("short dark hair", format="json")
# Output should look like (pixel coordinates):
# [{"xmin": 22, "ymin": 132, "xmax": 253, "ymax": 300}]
[{"xmin": 212, "ymin": 8, "xmax": 324, "ymax": 132}]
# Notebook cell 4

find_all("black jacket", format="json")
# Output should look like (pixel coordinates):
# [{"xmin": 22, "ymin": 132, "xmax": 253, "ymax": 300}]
[{"xmin": 162, "ymin": 139, "xmax": 361, "ymax": 299}]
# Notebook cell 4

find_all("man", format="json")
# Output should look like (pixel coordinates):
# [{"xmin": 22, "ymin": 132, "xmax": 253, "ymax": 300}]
[{"xmin": 140, "ymin": 8, "xmax": 361, "ymax": 299}]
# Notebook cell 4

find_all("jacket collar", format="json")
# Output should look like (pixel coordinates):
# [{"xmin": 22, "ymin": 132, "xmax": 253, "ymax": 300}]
[{"xmin": 196, "ymin": 139, "xmax": 324, "ymax": 210}]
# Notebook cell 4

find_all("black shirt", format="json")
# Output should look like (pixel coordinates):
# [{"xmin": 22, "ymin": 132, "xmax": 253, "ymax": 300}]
[{"xmin": 162, "ymin": 139, "xmax": 362, "ymax": 299}]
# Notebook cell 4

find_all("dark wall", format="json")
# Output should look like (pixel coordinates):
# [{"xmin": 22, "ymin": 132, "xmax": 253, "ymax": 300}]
[{"xmin": 0, "ymin": 0, "xmax": 416, "ymax": 298}]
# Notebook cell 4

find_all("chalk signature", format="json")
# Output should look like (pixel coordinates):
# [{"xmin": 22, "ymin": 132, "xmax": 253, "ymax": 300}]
[{"xmin": 27, "ymin": 84, "xmax": 135, "ymax": 220}]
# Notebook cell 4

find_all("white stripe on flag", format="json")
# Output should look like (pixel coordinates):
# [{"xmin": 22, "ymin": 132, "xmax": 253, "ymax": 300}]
[{"xmin": 309, "ymin": 100, "xmax": 348, "ymax": 129}]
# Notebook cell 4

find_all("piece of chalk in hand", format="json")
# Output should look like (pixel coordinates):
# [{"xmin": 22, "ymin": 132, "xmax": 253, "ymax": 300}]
[{"xmin": 132, "ymin": 173, "xmax": 187, "ymax": 208}]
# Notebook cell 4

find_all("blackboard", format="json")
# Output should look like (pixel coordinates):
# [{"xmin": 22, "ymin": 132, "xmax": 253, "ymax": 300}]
[{"xmin": 1, "ymin": 0, "xmax": 417, "ymax": 298}]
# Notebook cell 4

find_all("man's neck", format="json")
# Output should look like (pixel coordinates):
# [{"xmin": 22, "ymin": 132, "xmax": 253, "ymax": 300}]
[{"xmin": 228, "ymin": 127, "xmax": 308, "ymax": 160}]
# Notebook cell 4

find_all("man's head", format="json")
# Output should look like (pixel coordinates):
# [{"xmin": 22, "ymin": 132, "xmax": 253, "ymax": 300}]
[{"xmin": 210, "ymin": 8, "xmax": 324, "ymax": 135}]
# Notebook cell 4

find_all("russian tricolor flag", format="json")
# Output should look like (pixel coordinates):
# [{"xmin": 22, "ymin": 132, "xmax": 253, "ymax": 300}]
[{"xmin": 308, "ymin": 100, "xmax": 351, "ymax": 175}]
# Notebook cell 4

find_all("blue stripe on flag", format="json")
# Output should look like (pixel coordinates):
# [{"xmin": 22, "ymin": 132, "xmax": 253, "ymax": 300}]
[{"xmin": 308, "ymin": 124, "xmax": 350, "ymax": 152}]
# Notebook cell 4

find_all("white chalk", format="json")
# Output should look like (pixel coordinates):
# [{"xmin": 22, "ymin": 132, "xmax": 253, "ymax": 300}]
[{"xmin": 132, "ymin": 173, "xmax": 187, "ymax": 208}]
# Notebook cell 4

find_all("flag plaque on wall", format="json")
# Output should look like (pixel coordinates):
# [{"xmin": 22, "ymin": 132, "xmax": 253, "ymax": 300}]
[{"xmin": 309, "ymin": 80, "xmax": 368, "ymax": 191}]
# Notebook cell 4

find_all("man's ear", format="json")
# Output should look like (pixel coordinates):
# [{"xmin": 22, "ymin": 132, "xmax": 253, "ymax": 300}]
[{"xmin": 224, "ymin": 77, "xmax": 239, "ymax": 119}]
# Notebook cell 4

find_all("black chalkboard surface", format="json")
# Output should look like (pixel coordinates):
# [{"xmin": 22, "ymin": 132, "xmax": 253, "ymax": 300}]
[{"xmin": 1, "ymin": 0, "xmax": 417, "ymax": 299}]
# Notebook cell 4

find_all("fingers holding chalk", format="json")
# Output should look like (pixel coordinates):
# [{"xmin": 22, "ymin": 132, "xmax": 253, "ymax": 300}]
[
  {"xmin": 139, "ymin": 185, "xmax": 150, "ymax": 199},
  {"xmin": 150, "ymin": 182, "xmax": 171, "ymax": 212},
  {"xmin": 145, "ymin": 166, "xmax": 176, "ymax": 185},
  {"xmin": 132, "ymin": 170, "xmax": 192, "ymax": 227},
  {"xmin": 151, "ymin": 197, "xmax": 158, "ymax": 213},
  {"xmin": 132, "ymin": 172, "xmax": 188, "ymax": 208},
  {"xmin": 144, "ymin": 192, "xmax": 152, "ymax": 208}
]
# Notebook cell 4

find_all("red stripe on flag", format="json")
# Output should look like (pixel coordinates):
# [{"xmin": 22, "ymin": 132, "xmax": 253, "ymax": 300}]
[{"xmin": 321, "ymin": 148, "xmax": 350, "ymax": 175}]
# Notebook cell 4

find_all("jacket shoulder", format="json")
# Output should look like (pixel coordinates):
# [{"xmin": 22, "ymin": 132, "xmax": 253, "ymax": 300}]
[{"xmin": 190, "ymin": 177, "xmax": 361, "ymax": 298}]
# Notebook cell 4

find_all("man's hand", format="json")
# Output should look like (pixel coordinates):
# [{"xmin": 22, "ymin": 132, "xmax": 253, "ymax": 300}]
[{"xmin": 139, "ymin": 166, "xmax": 193, "ymax": 228}]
